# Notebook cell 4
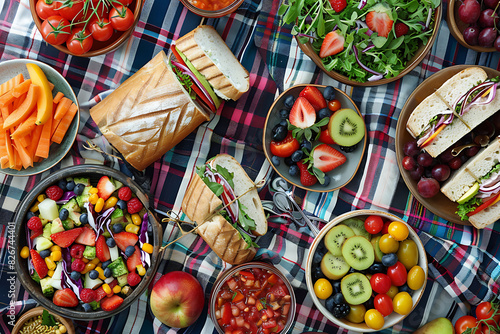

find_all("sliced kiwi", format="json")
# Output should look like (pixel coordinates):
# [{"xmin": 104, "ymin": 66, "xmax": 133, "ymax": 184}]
[
  {"xmin": 341, "ymin": 236, "xmax": 375, "ymax": 271},
  {"xmin": 324, "ymin": 225, "xmax": 355, "ymax": 256},
  {"xmin": 371, "ymin": 235, "xmax": 384, "ymax": 262},
  {"xmin": 328, "ymin": 108, "xmax": 365, "ymax": 147},
  {"xmin": 320, "ymin": 252, "xmax": 351, "ymax": 280},
  {"xmin": 343, "ymin": 218, "xmax": 371, "ymax": 241},
  {"xmin": 341, "ymin": 273, "xmax": 372, "ymax": 305}
]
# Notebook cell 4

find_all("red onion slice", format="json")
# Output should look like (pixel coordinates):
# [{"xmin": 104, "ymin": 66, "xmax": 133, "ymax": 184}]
[{"xmin": 353, "ymin": 46, "xmax": 383, "ymax": 76}]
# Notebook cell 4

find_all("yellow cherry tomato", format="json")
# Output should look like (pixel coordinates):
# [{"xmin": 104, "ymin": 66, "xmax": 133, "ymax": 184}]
[
  {"xmin": 407, "ymin": 266, "xmax": 425, "ymax": 290},
  {"xmin": 346, "ymin": 304, "xmax": 366, "ymax": 324},
  {"xmin": 386, "ymin": 285, "xmax": 399, "ymax": 299},
  {"xmin": 397, "ymin": 239, "xmax": 419, "ymax": 271},
  {"xmin": 314, "ymin": 278, "xmax": 333, "ymax": 300},
  {"xmin": 393, "ymin": 292, "xmax": 413, "ymax": 315},
  {"xmin": 379, "ymin": 234, "xmax": 399, "ymax": 254},
  {"xmin": 364, "ymin": 309, "xmax": 385, "ymax": 330},
  {"xmin": 388, "ymin": 221, "xmax": 409, "ymax": 241}
]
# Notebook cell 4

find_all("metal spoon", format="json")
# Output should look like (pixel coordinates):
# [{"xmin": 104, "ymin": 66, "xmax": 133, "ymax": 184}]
[{"xmin": 273, "ymin": 191, "xmax": 320, "ymax": 236}]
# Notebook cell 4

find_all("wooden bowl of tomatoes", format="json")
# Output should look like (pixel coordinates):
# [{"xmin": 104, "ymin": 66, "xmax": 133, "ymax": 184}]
[{"xmin": 30, "ymin": 0, "xmax": 143, "ymax": 57}]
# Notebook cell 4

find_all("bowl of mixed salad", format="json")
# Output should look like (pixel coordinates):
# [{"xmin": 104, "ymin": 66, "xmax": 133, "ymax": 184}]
[
  {"xmin": 14, "ymin": 165, "xmax": 162, "ymax": 320},
  {"xmin": 280, "ymin": 0, "xmax": 442, "ymax": 86}
]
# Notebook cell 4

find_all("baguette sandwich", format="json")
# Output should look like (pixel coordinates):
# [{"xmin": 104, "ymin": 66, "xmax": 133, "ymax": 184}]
[
  {"xmin": 181, "ymin": 154, "xmax": 267, "ymax": 264},
  {"xmin": 441, "ymin": 136, "xmax": 500, "ymax": 228},
  {"xmin": 406, "ymin": 67, "xmax": 500, "ymax": 158}
]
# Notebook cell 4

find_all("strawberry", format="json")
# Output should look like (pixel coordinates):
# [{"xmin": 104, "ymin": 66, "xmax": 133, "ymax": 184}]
[
  {"xmin": 329, "ymin": 0, "xmax": 347, "ymax": 13},
  {"xmin": 299, "ymin": 86, "xmax": 327, "ymax": 111},
  {"xmin": 127, "ymin": 271, "xmax": 141, "ymax": 287},
  {"xmin": 75, "ymin": 226, "xmax": 96, "ymax": 246},
  {"xmin": 96, "ymin": 235, "xmax": 111, "ymax": 262},
  {"xmin": 118, "ymin": 186, "xmax": 132, "ymax": 201},
  {"xmin": 45, "ymin": 185, "xmax": 63, "ymax": 201},
  {"xmin": 30, "ymin": 249, "xmax": 48, "ymax": 278},
  {"xmin": 395, "ymin": 22, "xmax": 409, "ymax": 38},
  {"xmin": 114, "ymin": 232, "xmax": 139, "ymax": 252},
  {"xmin": 50, "ymin": 228, "xmax": 83, "ymax": 248},
  {"xmin": 27, "ymin": 216, "xmax": 42, "ymax": 231},
  {"xmin": 96, "ymin": 176, "xmax": 116, "ymax": 201},
  {"xmin": 289, "ymin": 97, "xmax": 316, "ymax": 129},
  {"xmin": 312, "ymin": 144, "xmax": 347, "ymax": 173},
  {"xmin": 101, "ymin": 295, "xmax": 124, "ymax": 312},
  {"xmin": 80, "ymin": 288, "xmax": 97, "ymax": 303},
  {"xmin": 126, "ymin": 245, "xmax": 142, "ymax": 272},
  {"xmin": 365, "ymin": 6, "xmax": 394, "ymax": 38},
  {"xmin": 30, "ymin": 228, "xmax": 43, "ymax": 240},
  {"xmin": 297, "ymin": 160, "xmax": 317, "ymax": 187},
  {"xmin": 96, "ymin": 279, "xmax": 118, "ymax": 301},
  {"xmin": 53, "ymin": 288, "xmax": 79, "ymax": 308},
  {"xmin": 319, "ymin": 128, "xmax": 336, "ymax": 145},
  {"xmin": 319, "ymin": 30, "xmax": 345, "ymax": 58}
]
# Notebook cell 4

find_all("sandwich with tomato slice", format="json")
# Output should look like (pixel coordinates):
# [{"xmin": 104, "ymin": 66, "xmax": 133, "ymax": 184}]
[
  {"xmin": 441, "ymin": 136, "xmax": 500, "ymax": 228},
  {"xmin": 181, "ymin": 154, "xmax": 267, "ymax": 264},
  {"xmin": 406, "ymin": 67, "xmax": 500, "ymax": 158}
]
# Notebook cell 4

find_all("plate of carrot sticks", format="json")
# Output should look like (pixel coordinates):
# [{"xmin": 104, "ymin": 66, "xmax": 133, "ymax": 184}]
[{"xmin": 0, "ymin": 59, "xmax": 79, "ymax": 176}]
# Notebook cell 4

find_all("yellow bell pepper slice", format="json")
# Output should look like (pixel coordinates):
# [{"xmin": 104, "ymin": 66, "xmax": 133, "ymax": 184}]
[{"xmin": 26, "ymin": 63, "xmax": 53, "ymax": 125}]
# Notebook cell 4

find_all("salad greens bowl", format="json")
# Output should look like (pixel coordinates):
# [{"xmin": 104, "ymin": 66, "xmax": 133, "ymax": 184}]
[{"xmin": 280, "ymin": 0, "xmax": 442, "ymax": 86}]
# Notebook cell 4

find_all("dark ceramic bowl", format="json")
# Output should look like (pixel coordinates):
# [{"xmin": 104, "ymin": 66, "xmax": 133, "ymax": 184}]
[{"xmin": 14, "ymin": 165, "xmax": 162, "ymax": 320}]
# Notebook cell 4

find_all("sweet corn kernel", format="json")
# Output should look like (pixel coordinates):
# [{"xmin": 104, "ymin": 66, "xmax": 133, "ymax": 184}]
[
  {"xmin": 82, "ymin": 257, "xmax": 90, "ymax": 263},
  {"xmin": 95, "ymin": 197, "xmax": 105, "ymax": 212},
  {"xmin": 37, "ymin": 194, "xmax": 46, "ymax": 202},
  {"xmin": 82, "ymin": 262, "xmax": 96, "ymax": 274},
  {"xmin": 50, "ymin": 245, "xmax": 62, "ymax": 252},
  {"xmin": 125, "ymin": 223, "xmax": 140, "ymax": 234},
  {"xmin": 89, "ymin": 193, "xmax": 99, "ymax": 204},
  {"xmin": 142, "ymin": 243, "xmax": 153, "ymax": 254},
  {"xmin": 48, "ymin": 270, "xmax": 55, "ymax": 277},
  {"xmin": 131, "ymin": 214, "xmax": 142, "ymax": 225},
  {"xmin": 136, "ymin": 264, "xmax": 146, "ymax": 276},
  {"xmin": 30, "ymin": 202, "xmax": 39, "ymax": 213},
  {"xmin": 104, "ymin": 196, "xmax": 118, "ymax": 210},
  {"xmin": 89, "ymin": 187, "xmax": 99, "ymax": 194},
  {"xmin": 45, "ymin": 257, "xmax": 56, "ymax": 270},
  {"xmin": 102, "ymin": 283, "xmax": 112, "ymax": 294},
  {"xmin": 50, "ymin": 250, "xmax": 62, "ymax": 262},
  {"xmin": 59, "ymin": 325, "xmax": 67, "ymax": 333},
  {"xmin": 90, "ymin": 257, "xmax": 100, "ymax": 265},
  {"xmin": 95, "ymin": 267, "xmax": 106, "ymax": 280},
  {"xmin": 112, "ymin": 285, "xmax": 122, "ymax": 294},
  {"xmin": 20, "ymin": 246, "xmax": 30, "ymax": 259}
]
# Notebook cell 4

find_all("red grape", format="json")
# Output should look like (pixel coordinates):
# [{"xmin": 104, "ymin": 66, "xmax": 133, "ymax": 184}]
[
  {"xmin": 458, "ymin": 0, "xmax": 481, "ymax": 24},
  {"xmin": 478, "ymin": 27, "xmax": 497, "ymax": 47},
  {"xmin": 402, "ymin": 156, "xmax": 417, "ymax": 171},
  {"xmin": 495, "ymin": 35, "xmax": 500, "ymax": 51},
  {"xmin": 417, "ymin": 152, "xmax": 433, "ymax": 167},
  {"xmin": 449, "ymin": 157, "xmax": 463, "ymax": 170},
  {"xmin": 475, "ymin": 120, "xmax": 495, "ymax": 136},
  {"xmin": 417, "ymin": 177, "xmax": 440, "ymax": 198},
  {"xmin": 465, "ymin": 146, "xmax": 480, "ymax": 157},
  {"xmin": 410, "ymin": 165, "xmax": 424, "ymax": 180},
  {"xmin": 479, "ymin": 9, "xmax": 499, "ymax": 27},
  {"xmin": 439, "ymin": 147, "xmax": 455, "ymax": 164},
  {"xmin": 403, "ymin": 140, "xmax": 420, "ymax": 157},
  {"xmin": 484, "ymin": 0, "xmax": 499, "ymax": 9},
  {"xmin": 431, "ymin": 164, "xmax": 451, "ymax": 182},
  {"xmin": 463, "ymin": 26, "xmax": 480, "ymax": 45}
]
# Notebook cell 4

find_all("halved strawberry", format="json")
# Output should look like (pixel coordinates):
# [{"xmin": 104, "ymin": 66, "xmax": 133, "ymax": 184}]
[
  {"xmin": 50, "ymin": 228, "xmax": 83, "ymax": 248},
  {"xmin": 75, "ymin": 226, "xmax": 96, "ymax": 246},
  {"xmin": 365, "ymin": 5, "xmax": 394, "ymax": 38},
  {"xmin": 289, "ymin": 97, "xmax": 316, "ymax": 129},
  {"xmin": 319, "ymin": 128, "xmax": 336, "ymax": 145},
  {"xmin": 329, "ymin": 0, "xmax": 347, "ymax": 13},
  {"xmin": 312, "ymin": 144, "xmax": 346, "ymax": 173},
  {"xmin": 114, "ymin": 232, "xmax": 139, "ymax": 252},
  {"xmin": 297, "ymin": 160, "xmax": 317, "ymax": 187},
  {"xmin": 101, "ymin": 295, "xmax": 124, "ymax": 311},
  {"xmin": 30, "ymin": 249, "xmax": 48, "ymax": 279},
  {"xmin": 126, "ymin": 245, "xmax": 142, "ymax": 272},
  {"xmin": 30, "ymin": 228, "xmax": 43, "ymax": 240},
  {"xmin": 96, "ymin": 235, "xmax": 111, "ymax": 262},
  {"xmin": 319, "ymin": 31, "xmax": 345, "ymax": 58},
  {"xmin": 53, "ymin": 288, "xmax": 79, "ymax": 308},
  {"xmin": 299, "ymin": 86, "xmax": 327, "ymax": 111},
  {"xmin": 96, "ymin": 176, "xmax": 116, "ymax": 201}
]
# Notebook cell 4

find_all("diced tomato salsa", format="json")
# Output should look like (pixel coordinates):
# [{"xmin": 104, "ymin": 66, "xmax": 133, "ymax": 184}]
[
  {"xmin": 187, "ymin": 0, "xmax": 234, "ymax": 11},
  {"xmin": 214, "ymin": 268, "xmax": 292, "ymax": 334}
]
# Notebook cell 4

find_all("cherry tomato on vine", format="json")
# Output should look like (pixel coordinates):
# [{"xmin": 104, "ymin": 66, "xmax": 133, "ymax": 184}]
[
  {"xmin": 476, "ymin": 302, "xmax": 499, "ymax": 327},
  {"xmin": 117, "ymin": 0, "xmax": 133, "ymax": 5},
  {"xmin": 66, "ymin": 27, "xmax": 93, "ymax": 55},
  {"xmin": 109, "ymin": 5, "xmax": 134, "ymax": 32},
  {"xmin": 454, "ymin": 315, "xmax": 478, "ymax": 334},
  {"xmin": 58, "ymin": 0, "xmax": 85, "ymax": 22},
  {"xmin": 387, "ymin": 261, "xmax": 407, "ymax": 286},
  {"xmin": 374, "ymin": 294, "xmax": 394, "ymax": 316},
  {"xmin": 365, "ymin": 215, "xmax": 384, "ymax": 234},
  {"xmin": 84, "ymin": 0, "xmax": 110, "ymax": 21},
  {"xmin": 40, "ymin": 16, "xmax": 71, "ymax": 45},
  {"xmin": 36, "ymin": 0, "xmax": 61, "ymax": 20},
  {"xmin": 90, "ymin": 18, "xmax": 114, "ymax": 42}
]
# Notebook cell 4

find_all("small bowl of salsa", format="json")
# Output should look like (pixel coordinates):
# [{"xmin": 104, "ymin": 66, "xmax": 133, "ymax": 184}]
[
  {"xmin": 179, "ymin": 0, "xmax": 245, "ymax": 18},
  {"xmin": 209, "ymin": 262, "xmax": 296, "ymax": 334}
]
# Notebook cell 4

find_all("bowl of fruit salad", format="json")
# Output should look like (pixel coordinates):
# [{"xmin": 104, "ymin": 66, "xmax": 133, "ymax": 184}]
[
  {"xmin": 306, "ymin": 210, "xmax": 427, "ymax": 331},
  {"xmin": 15, "ymin": 164, "xmax": 162, "ymax": 320},
  {"xmin": 209, "ymin": 262, "xmax": 296, "ymax": 334},
  {"xmin": 263, "ymin": 84, "xmax": 367, "ymax": 192}
]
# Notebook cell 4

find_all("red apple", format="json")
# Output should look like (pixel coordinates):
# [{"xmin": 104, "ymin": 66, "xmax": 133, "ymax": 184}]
[{"xmin": 150, "ymin": 271, "xmax": 205, "ymax": 328}]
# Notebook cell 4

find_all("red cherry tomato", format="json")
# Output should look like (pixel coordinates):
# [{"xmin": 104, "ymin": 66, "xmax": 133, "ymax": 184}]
[
  {"xmin": 476, "ymin": 302, "xmax": 499, "ymax": 327},
  {"xmin": 36, "ymin": 0, "xmax": 61, "ymax": 20},
  {"xmin": 66, "ymin": 27, "xmax": 93, "ymax": 55},
  {"xmin": 109, "ymin": 5, "xmax": 134, "ymax": 32},
  {"xmin": 117, "ymin": 0, "xmax": 133, "ymax": 5},
  {"xmin": 455, "ymin": 315, "xmax": 478, "ymax": 334},
  {"xmin": 270, "ymin": 132, "xmax": 300, "ymax": 158},
  {"xmin": 40, "ymin": 16, "xmax": 71, "ymax": 45},
  {"xmin": 83, "ymin": 0, "xmax": 110, "ymax": 21},
  {"xmin": 58, "ymin": 0, "xmax": 85, "ymax": 22},
  {"xmin": 90, "ymin": 18, "xmax": 114, "ymax": 42},
  {"xmin": 387, "ymin": 261, "xmax": 407, "ymax": 286},
  {"xmin": 328, "ymin": 99, "xmax": 341, "ymax": 112},
  {"xmin": 381, "ymin": 220, "xmax": 391, "ymax": 234},
  {"xmin": 365, "ymin": 215, "xmax": 384, "ymax": 234},
  {"xmin": 374, "ymin": 294, "xmax": 394, "ymax": 317},
  {"xmin": 370, "ymin": 273, "xmax": 391, "ymax": 294}
]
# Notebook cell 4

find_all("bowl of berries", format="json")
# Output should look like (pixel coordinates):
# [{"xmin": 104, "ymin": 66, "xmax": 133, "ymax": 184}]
[
  {"xmin": 263, "ymin": 84, "xmax": 367, "ymax": 192},
  {"xmin": 15, "ymin": 164, "xmax": 162, "ymax": 320},
  {"xmin": 306, "ymin": 210, "xmax": 427, "ymax": 331}
]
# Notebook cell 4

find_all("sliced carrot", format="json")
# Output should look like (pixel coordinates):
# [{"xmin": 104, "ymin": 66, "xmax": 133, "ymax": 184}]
[
  {"xmin": 11, "ymin": 112, "xmax": 37, "ymax": 140},
  {"xmin": 3, "ymin": 84, "xmax": 40, "ymax": 130},
  {"xmin": 13, "ymin": 92, "xmax": 27, "ymax": 110},
  {"xmin": 33, "ymin": 156, "xmax": 41, "ymax": 163},
  {"xmin": 12, "ymin": 79, "xmax": 31, "ymax": 98},
  {"xmin": 420, "ymin": 123, "xmax": 446, "ymax": 148},
  {"xmin": 0, "ymin": 91, "xmax": 15, "ymax": 108},
  {"xmin": 0, "ymin": 118, "xmax": 6, "ymax": 157},
  {"xmin": 12, "ymin": 150, "xmax": 22, "ymax": 170},
  {"xmin": 4, "ymin": 128, "xmax": 14, "ymax": 168},
  {"xmin": 53, "ymin": 91, "xmax": 64, "ymax": 104},
  {"xmin": 35, "ymin": 115, "xmax": 52, "ymax": 159},
  {"xmin": 52, "ymin": 103, "xmax": 77, "ymax": 144},
  {"xmin": 13, "ymin": 139, "xmax": 33, "ymax": 169},
  {"xmin": 0, "ymin": 73, "xmax": 23, "ymax": 96},
  {"xmin": 54, "ymin": 97, "xmax": 72, "ymax": 120},
  {"xmin": 18, "ymin": 134, "xmax": 30, "ymax": 148},
  {"xmin": 28, "ymin": 124, "xmax": 43, "ymax": 161},
  {"xmin": 48, "ymin": 81, "xmax": 54, "ymax": 91},
  {"xmin": 0, "ymin": 104, "xmax": 12, "ymax": 120},
  {"xmin": 0, "ymin": 155, "xmax": 8, "ymax": 169}
]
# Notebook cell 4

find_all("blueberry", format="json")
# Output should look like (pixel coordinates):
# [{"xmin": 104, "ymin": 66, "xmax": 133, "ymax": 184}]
[
  {"xmin": 289, "ymin": 165, "xmax": 299, "ymax": 177},
  {"xmin": 59, "ymin": 208, "xmax": 69, "ymax": 221},
  {"xmin": 271, "ymin": 156, "xmax": 280, "ymax": 166},
  {"xmin": 39, "ymin": 249, "xmax": 51, "ymax": 259},
  {"xmin": 332, "ymin": 292, "xmax": 345, "ymax": 305},
  {"xmin": 322, "ymin": 176, "xmax": 331, "ymax": 187},
  {"xmin": 290, "ymin": 150, "xmax": 303, "ymax": 162},
  {"xmin": 112, "ymin": 223, "xmax": 123, "ymax": 233},
  {"xmin": 325, "ymin": 295, "xmax": 335, "ymax": 313},
  {"xmin": 279, "ymin": 119, "xmax": 288, "ymax": 127},
  {"xmin": 283, "ymin": 95, "xmax": 295, "ymax": 109},
  {"xmin": 399, "ymin": 283, "xmax": 414, "ymax": 295},
  {"xmin": 65, "ymin": 180, "xmax": 75, "ymax": 191},
  {"xmin": 27, "ymin": 211, "xmax": 36, "ymax": 219},
  {"xmin": 82, "ymin": 303, "xmax": 92, "ymax": 312},
  {"xmin": 102, "ymin": 260, "xmax": 111, "ymax": 269},
  {"xmin": 368, "ymin": 263, "xmax": 385, "ymax": 274},
  {"xmin": 74, "ymin": 183, "xmax": 85, "ymax": 196},
  {"xmin": 116, "ymin": 200, "xmax": 127, "ymax": 211},
  {"xmin": 58, "ymin": 179, "xmax": 67, "ymax": 191},
  {"xmin": 332, "ymin": 281, "xmax": 341, "ymax": 294},
  {"xmin": 106, "ymin": 238, "xmax": 116, "ymax": 248},
  {"xmin": 364, "ymin": 296, "xmax": 375, "ymax": 310},
  {"xmin": 104, "ymin": 267, "xmax": 112, "ymax": 278},
  {"xmin": 284, "ymin": 157, "xmax": 295, "ymax": 166},
  {"xmin": 339, "ymin": 144, "xmax": 357, "ymax": 153},
  {"xmin": 323, "ymin": 86, "xmax": 336, "ymax": 101},
  {"xmin": 279, "ymin": 109, "xmax": 290, "ymax": 119},
  {"xmin": 125, "ymin": 245, "xmax": 135, "ymax": 257},
  {"xmin": 89, "ymin": 270, "xmax": 99, "ymax": 279},
  {"xmin": 318, "ymin": 108, "xmax": 331, "ymax": 120},
  {"xmin": 312, "ymin": 266, "xmax": 326, "ymax": 281},
  {"xmin": 382, "ymin": 253, "xmax": 398, "ymax": 267},
  {"xmin": 332, "ymin": 303, "xmax": 350, "ymax": 319},
  {"xmin": 272, "ymin": 124, "xmax": 287, "ymax": 142},
  {"xmin": 312, "ymin": 252, "xmax": 323, "ymax": 265},
  {"xmin": 301, "ymin": 140, "xmax": 312, "ymax": 151},
  {"xmin": 70, "ymin": 271, "xmax": 81, "ymax": 281},
  {"xmin": 80, "ymin": 213, "xmax": 88, "ymax": 224}
]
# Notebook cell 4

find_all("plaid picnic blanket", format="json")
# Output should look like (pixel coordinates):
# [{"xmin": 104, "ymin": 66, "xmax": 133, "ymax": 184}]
[{"xmin": 0, "ymin": 0, "xmax": 499, "ymax": 333}]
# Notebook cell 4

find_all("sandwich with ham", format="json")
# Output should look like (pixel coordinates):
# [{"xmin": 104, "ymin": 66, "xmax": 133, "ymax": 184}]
[{"xmin": 181, "ymin": 154, "xmax": 267, "ymax": 265}]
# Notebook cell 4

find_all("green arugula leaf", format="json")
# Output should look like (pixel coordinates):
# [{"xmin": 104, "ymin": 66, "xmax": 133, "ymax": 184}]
[
  {"xmin": 42, "ymin": 310, "xmax": 57, "ymax": 326},
  {"xmin": 216, "ymin": 165, "xmax": 234, "ymax": 189},
  {"xmin": 238, "ymin": 201, "xmax": 256, "ymax": 232}
]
